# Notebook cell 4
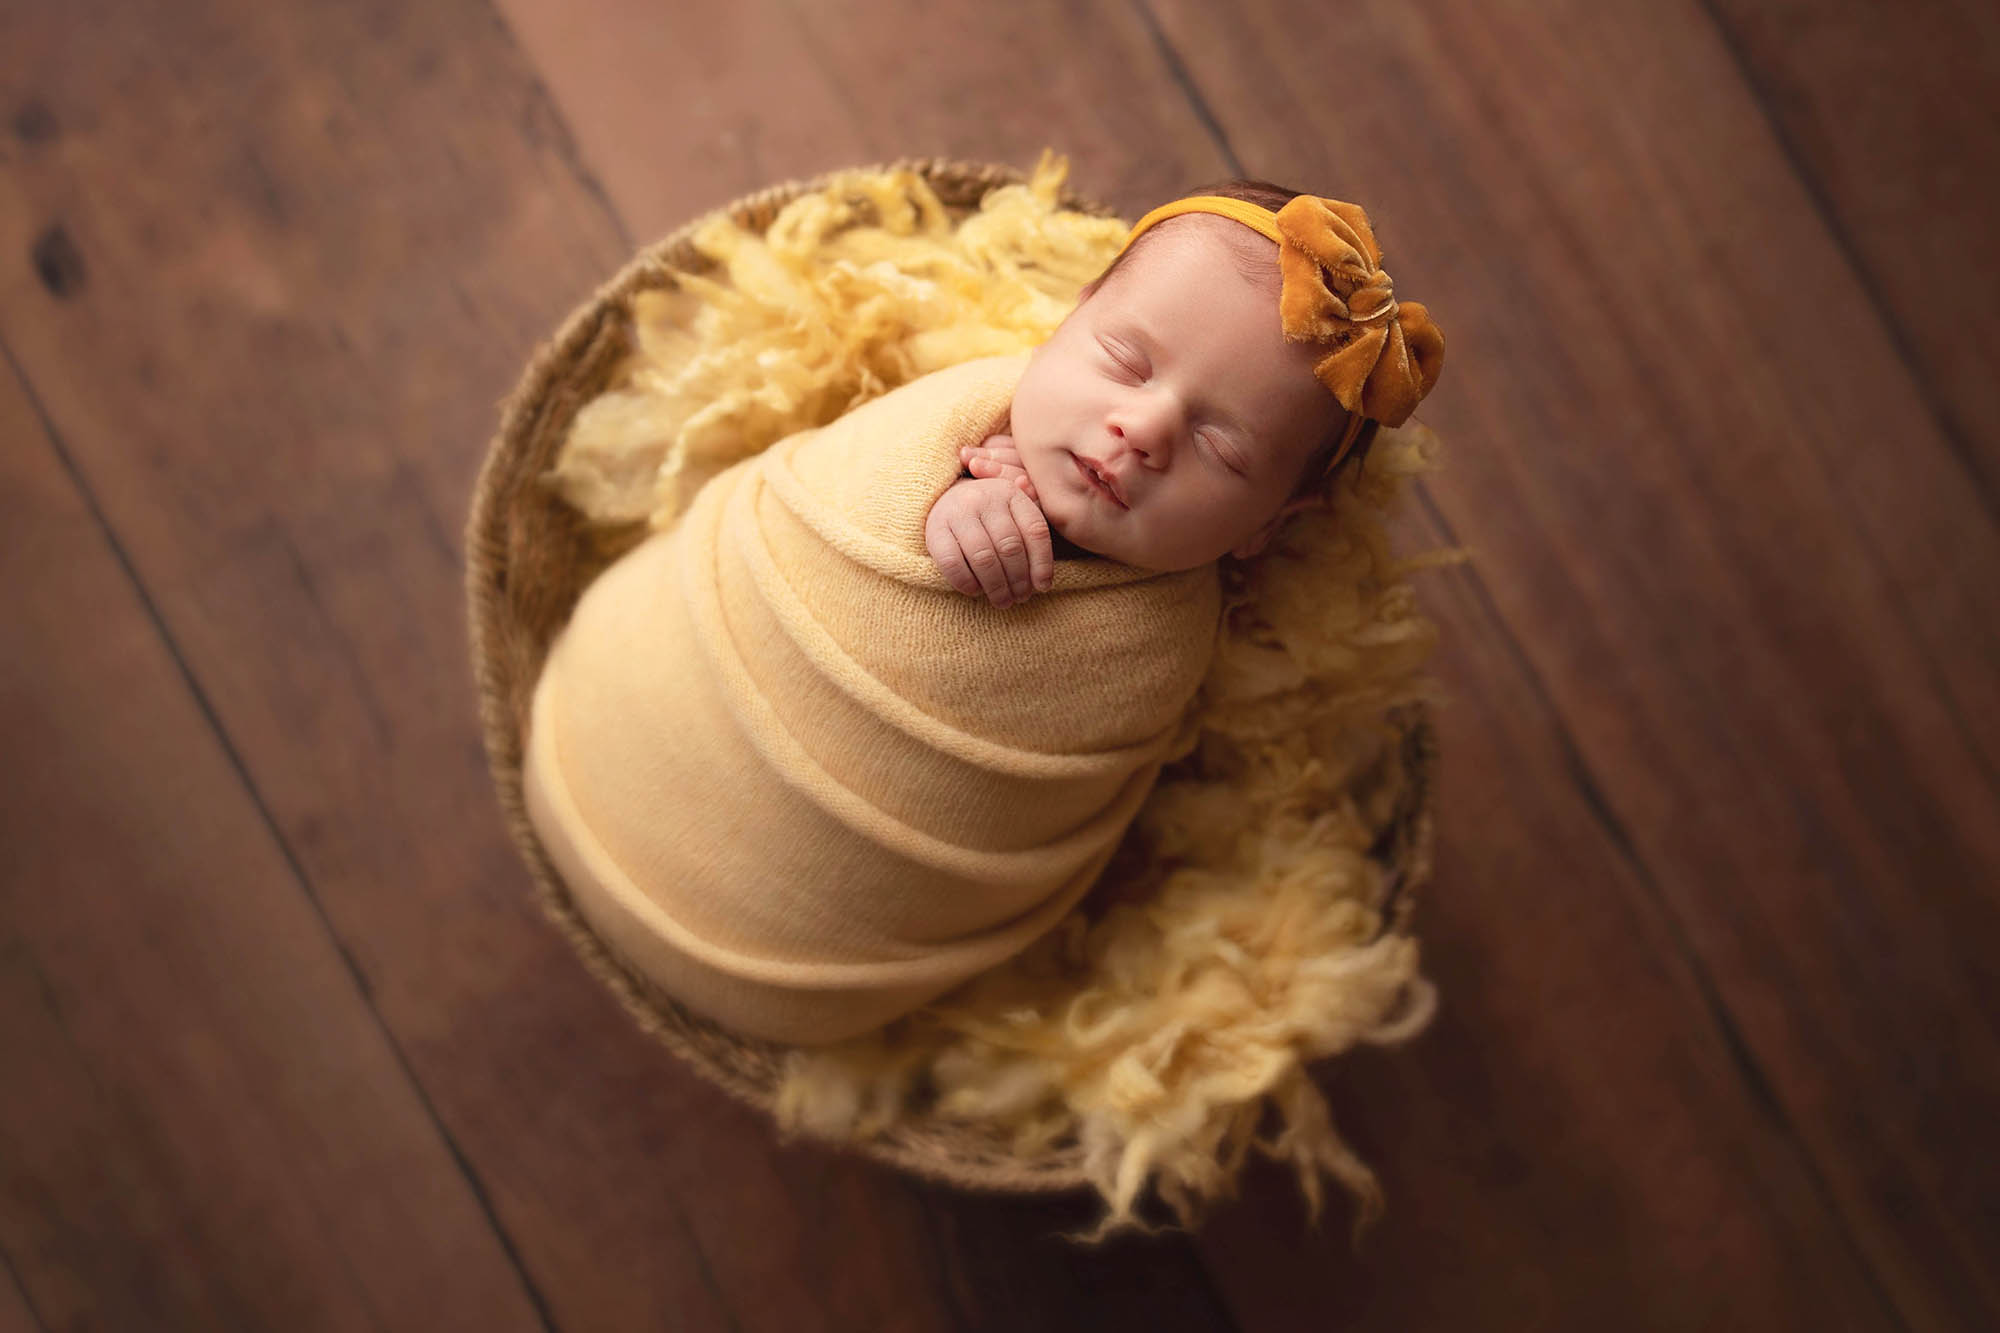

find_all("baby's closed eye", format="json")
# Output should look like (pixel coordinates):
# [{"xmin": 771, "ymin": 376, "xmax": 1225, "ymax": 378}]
[
  {"xmin": 1200, "ymin": 429, "xmax": 1250, "ymax": 475},
  {"xmin": 1097, "ymin": 338, "xmax": 1145, "ymax": 380}
]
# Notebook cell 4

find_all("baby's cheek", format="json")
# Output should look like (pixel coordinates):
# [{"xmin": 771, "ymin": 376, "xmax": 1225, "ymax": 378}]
[{"xmin": 1016, "ymin": 448, "xmax": 1060, "ymax": 503}]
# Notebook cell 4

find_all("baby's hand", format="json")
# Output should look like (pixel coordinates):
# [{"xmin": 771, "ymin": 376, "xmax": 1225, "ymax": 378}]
[
  {"xmin": 925, "ymin": 475, "xmax": 1053, "ymax": 609},
  {"xmin": 958, "ymin": 434, "xmax": 1038, "ymax": 501}
]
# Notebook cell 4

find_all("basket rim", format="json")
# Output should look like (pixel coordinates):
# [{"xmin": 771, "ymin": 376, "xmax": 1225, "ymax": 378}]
[{"xmin": 464, "ymin": 156, "xmax": 1439, "ymax": 1198}]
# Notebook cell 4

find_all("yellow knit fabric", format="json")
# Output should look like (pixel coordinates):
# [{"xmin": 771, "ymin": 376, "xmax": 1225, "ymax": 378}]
[{"xmin": 525, "ymin": 353, "xmax": 1223, "ymax": 1043}]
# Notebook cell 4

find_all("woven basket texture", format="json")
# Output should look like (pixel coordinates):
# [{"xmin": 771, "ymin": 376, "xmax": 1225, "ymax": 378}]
[{"xmin": 465, "ymin": 157, "xmax": 1438, "ymax": 1195}]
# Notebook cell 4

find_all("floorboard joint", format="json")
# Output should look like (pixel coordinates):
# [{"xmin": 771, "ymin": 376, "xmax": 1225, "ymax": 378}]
[
  {"xmin": 1410, "ymin": 479, "xmax": 1913, "ymax": 1333},
  {"xmin": 0, "ymin": 1239, "xmax": 50, "ymax": 1333},
  {"xmin": 0, "ymin": 329, "xmax": 564, "ymax": 1333},
  {"xmin": 1692, "ymin": 0, "xmax": 1999, "ymax": 525},
  {"xmin": 477, "ymin": 0, "xmax": 637, "ymax": 256},
  {"xmin": 1686, "ymin": 0, "xmax": 2000, "ymax": 803},
  {"xmin": 1131, "ymin": 0, "xmax": 1244, "ymax": 179}
]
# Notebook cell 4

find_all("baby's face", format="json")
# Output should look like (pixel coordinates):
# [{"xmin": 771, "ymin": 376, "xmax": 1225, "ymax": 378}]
[{"xmin": 1008, "ymin": 219, "xmax": 1343, "ymax": 571}]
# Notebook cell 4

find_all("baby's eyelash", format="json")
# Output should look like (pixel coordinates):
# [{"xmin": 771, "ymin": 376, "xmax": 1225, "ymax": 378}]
[
  {"xmin": 1101, "ymin": 346, "xmax": 1143, "ymax": 378},
  {"xmin": 1199, "ymin": 430, "xmax": 1248, "ymax": 475}
]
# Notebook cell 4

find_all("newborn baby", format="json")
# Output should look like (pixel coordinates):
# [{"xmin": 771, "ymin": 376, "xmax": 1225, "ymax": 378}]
[
  {"xmin": 930, "ymin": 195, "xmax": 1352, "ymax": 602},
  {"xmin": 524, "ymin": 180, "xmax": 1443, "ymax": 1045}
]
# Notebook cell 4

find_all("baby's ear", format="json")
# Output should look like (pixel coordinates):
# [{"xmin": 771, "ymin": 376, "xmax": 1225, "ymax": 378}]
[
  {"xmin": 1230, "ymin": 495, "xmax": 1321, "ymax": 560},
  {"xmin": 1230, "ymin": 529, "xmax": 1274, "ymax": 560}
]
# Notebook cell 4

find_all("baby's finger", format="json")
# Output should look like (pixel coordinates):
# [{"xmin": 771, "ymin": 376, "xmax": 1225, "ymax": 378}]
[
  {"xmin": 966, "ymin": 459, "xmax": 1034, "ymax": 502},
  {"xmin": 1010, "ymin": 489, "xmax": 1054, "ymax": 592},
  {"xmin": 929, "ymin": 530, "xmax": 980, "ymax": 596},
  {"xmin": 961, "ymin": 447, "xmax": 1023, "ymax": 473},
  {"xmin": 951, "ymin": 513, "xmax": 1016, "ymax": 607},
  {"xmin": 975, "ymin": 508, "xmax": 1034, "ymax": 606},
  {"xmin": 966, "ymin": 453, "xmax": 1038, "ymax": 501}
]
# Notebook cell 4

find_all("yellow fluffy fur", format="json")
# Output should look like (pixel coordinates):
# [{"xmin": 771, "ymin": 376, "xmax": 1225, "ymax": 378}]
[{"xmin": 550, "ymin": 152, "xmax": 1465, "ymax": 1240}]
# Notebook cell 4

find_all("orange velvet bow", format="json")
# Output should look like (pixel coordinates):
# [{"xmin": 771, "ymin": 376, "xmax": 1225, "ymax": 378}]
[{"xmin": 1273, "ymin": 196, "xmax": 1444, "ymax": 427}]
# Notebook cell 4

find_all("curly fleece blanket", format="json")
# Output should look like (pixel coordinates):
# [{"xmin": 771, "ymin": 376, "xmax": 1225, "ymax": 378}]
[{"xmin": 524, "ymin": 353, "xmax": 1223, "ymax": 1043}]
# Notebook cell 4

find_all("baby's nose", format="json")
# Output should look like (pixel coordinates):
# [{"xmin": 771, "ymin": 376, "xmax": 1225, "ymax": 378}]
[{"xmin": 1110, "ymin": 412, "xmax": 1174, "ymax": 462}]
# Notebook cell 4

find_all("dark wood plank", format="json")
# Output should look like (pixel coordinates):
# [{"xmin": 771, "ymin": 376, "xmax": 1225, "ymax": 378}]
[
  {"xmin": 0, "ymin": 1256, "xmax": 41, "ymax": 1333},
  {"xmin": 1704, "ymin": 0, "xmax": 2000, "ymax": 501},
  {"xmin": 0, "ymin": 361, "xmax": 543, "ymax": 1328},
  {"xmin": 0, "ymin": 5, "xmax": 946, "ymax": 1330},
  {"xmin": 1141, "ymin": 0, "xmax": 2000, "ymax": 1326},
  {"xmin": 491, "ymin": 0, "xmax": 1226, "ymax": 240},
  {"xmin": 1192, "ymin": 521, "xmax": 1898, "ymax": 1330},
  {"xmin": 0, "ymin": 2, "xmax": 1242, "ymax": 1328},
  {"xmin": 9, "ymin": 0, "xmax": 1994, "ymax": 1324}
]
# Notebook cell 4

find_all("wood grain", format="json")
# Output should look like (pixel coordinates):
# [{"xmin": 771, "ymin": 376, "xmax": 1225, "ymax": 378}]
[
  {"xmin": 0, "ymin": 358, "xmax": 544, "ymax": 1328},
  {"xmin": 0, "ymin": 1252, "xmax": 42, "ymax": 1333},
  {"xmin": 488, "ymin": 0, "xmax": 1229, "ymax": 238},
  {"xmin": 4, "ymin": 0, "xmax": 1996, "ymax": 1325},
  {"xmin": 1704, "ymin": 0, "xmax": 2000, "ymax": 501},
  {"xmin": 1192, "ymin": 517, "xmax": 1900, "ymax": 1329},
  {"xmin": 0, "ymin": 1, "xmax": 1237, "ymax": 1328},
  {"xmin": 1140, "ymin": 0, "xmax": 2000, "ymax": 1325}
]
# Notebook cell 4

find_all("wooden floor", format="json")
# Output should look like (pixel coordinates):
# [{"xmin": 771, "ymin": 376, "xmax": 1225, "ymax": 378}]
[{"xmin": 3, "ymin": 0, "xmax": 1996, "ymax": 1328}]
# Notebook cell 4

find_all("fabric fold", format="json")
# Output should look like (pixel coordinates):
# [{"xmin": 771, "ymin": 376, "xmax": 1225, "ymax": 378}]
[{"xmin": 524, "ymin": 353, "xmax": 1223, "ymax": 1044}]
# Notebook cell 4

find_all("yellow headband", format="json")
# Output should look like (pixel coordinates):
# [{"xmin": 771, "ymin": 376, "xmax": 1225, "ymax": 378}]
[
  {"xmin": 1122, "ymin": 196, "xmax": 1286, "ymax": 249},
  {"xmin": 1118, "ymin": 194, "xmax": 1445, "ymax": 475}
]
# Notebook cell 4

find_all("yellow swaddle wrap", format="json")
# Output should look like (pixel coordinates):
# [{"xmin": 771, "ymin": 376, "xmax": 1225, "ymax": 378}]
[{"xmin": 524, "ymin": 352, "xmax": 1223, "ymax": 1044}]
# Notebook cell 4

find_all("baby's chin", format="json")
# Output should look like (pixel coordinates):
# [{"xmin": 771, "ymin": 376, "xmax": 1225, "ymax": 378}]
[
  {"xmin": 1047, "ymin": 524, "xmax": 1098, "ymax": 560},
  {"xmin": 1047, "ymin": 514, "xmax": 1200, "ymax": 570},
  {"xmin": 1032, "ymin": 463, "xmax": 1212, "ymax": 568}
]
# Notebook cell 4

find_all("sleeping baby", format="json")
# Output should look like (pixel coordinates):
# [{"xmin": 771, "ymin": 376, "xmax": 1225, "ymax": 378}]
[{"xmin": 522, "ymin": 180, "xmax": 1444, "ymax": 1045}]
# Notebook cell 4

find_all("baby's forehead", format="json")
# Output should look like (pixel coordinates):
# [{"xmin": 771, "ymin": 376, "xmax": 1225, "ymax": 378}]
[{"xmin": 1113, "ymin": 215, "xmax": 1281, "ymax": 293}]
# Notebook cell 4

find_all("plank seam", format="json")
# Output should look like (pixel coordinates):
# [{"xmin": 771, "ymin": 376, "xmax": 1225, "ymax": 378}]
[
  {"xmin": 1131, "ymin": 0, "xmax": 1245, "ymax": 178},
  {"xmin": 1691, "ymin": 0, "xmax": 2000, "ymax": 525},
  {"xmin": 0, "ymin": 331, "xmax": 564, "ymax": 1333},
  {"xmin": 665, "ymin": 1195, "xmax": 748, "ymax": 1333},
  {"xmin": 475, "ymin": 0, "xmax": 637, "ymax": 256},
  {"xmin": 0, "ymin": 1239, "xmax": 50, "ymax": 1333},
  {"xmin": 1689, "ymin": 0, "xmax": 2000, "ymax": 804}
]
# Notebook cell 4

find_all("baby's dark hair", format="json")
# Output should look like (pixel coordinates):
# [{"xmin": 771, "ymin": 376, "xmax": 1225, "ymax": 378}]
[{"xmin": 1087, "ymin": 178, "xmax": 1381, "ymax": 499}]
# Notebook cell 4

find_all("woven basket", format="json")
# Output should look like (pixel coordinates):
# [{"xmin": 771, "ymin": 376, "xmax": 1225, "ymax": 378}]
[{"xmin": 466, "ymin": 157, "xmax": 1439, "ymax": 1198}]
